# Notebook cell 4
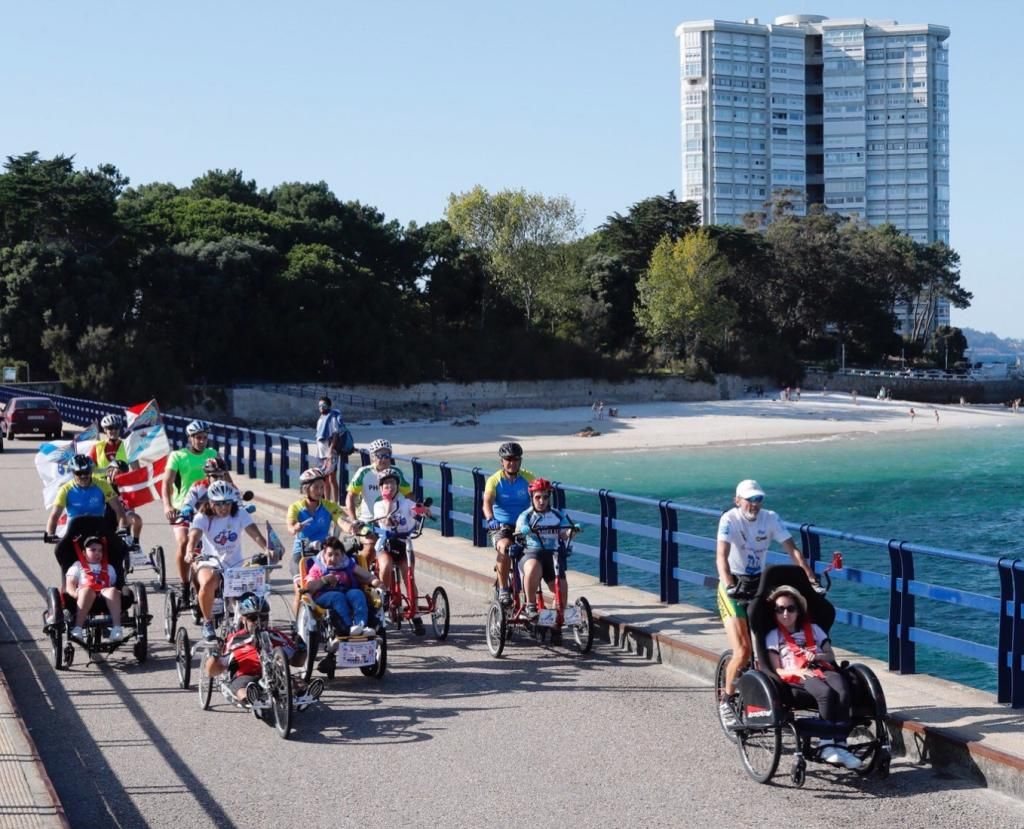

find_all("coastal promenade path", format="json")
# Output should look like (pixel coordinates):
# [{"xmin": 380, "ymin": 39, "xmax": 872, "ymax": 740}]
[{"xmin": 0, "ymin": 444, "xmax": 1023, "ymax": 828}]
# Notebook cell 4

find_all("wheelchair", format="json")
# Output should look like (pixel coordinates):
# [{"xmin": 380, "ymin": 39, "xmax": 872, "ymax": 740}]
[
  {"xmin": 42, "ymin": 515, "xmax": 151, "ymax": 669},
  {"xmin": 293, "ymin": 538, "xmax": 387, "ymax": 682},
  {"xmin": 714, "ymin": 564, "xmax": 892, "ymax": 785},
  {"xmin": 484, "ymin": 526, "xmax": 593, "ymax": 658}
]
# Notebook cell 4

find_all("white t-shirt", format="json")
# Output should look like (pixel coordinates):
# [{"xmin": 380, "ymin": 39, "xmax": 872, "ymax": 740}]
[
  {"xmin": 193, "ymin": 510, "xmax": 255, "ymax": 569},
  {"xmin": 67, "ymin": 561, "xmax": 117, "ymax": 587},
  {"xmin": 717, "ymin": 507, "xmax": 792, "ymax": 576},
  {"xmin": 766, "ymin": 624, "xmax": 830, "ymax": 670},
  {"xmin": 373, "ymin": 495, "xmax": 418, "ymax": 538}
]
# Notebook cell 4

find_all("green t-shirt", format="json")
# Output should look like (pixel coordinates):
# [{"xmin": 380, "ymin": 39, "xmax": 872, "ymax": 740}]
[{"xmin": 168, "ymin": 447, "xmax": 217, "ymax": 508}]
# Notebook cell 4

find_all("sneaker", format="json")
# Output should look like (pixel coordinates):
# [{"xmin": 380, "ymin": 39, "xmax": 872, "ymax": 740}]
[
  {"xmin": 412, "ymin": 616, "xmax": 425, "ymax": 636},
  {"xmin": 201, "ymin": 621, "xmax": 217, "ymax": 642},
  {"xmin": 306, "ymin": 678, "xmax": 325, "ymax": 700},
  {"xmin": 108, "ymin": 626, "xmax": 125, "ymax": 642},
  {"xmin": 719, "ymin": 696, "xmax": 739, "ymax": 728},
  {"xmin": 362, "ymin": 625, "xmax": 376, "ymax": 636},
  {"xmin": 317, "ymin": 654, "xmax": 336, "ymax": 675},
  {"xmin": 349, "ymin": 623, "xmax": 364, "ymax": 637},
  {"xmin": 820, "ymin": 742, "xmax": 843, "ymax": 766},
  {"xmin": 832, "ymin": 745, "xmax": 862, "ymax": 770},
  {"xmin": 523, "ymin": 604, "xmax": 539, "ymax": 622},
  {"xmin": 70, "ymin": 626, "xmax": 85, "ymax": 641},
  {"xmin": 498, "ymin": 589, "xmax": 512, "ymax": 607}
]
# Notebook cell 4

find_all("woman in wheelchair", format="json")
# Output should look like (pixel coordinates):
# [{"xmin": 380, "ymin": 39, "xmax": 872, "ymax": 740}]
[
  {"xmin": 766, "ymin": 584, "xmax": 860, "ymax": 770},
  {"xmin": 66, "ymin": 536, "xmax": 124, "ymax": 642}
]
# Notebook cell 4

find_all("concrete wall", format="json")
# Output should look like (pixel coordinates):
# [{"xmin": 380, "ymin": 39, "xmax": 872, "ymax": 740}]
[
  {"xmin": 227, "ymin": 374, "xmax": 766, "ymax": 424},
  {"xmin": 804, "ymin": 371, "xmax": 1024, "ymax": 405}
]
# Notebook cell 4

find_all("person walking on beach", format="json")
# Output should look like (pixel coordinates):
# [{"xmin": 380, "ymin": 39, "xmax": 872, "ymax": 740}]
[
  {"xmin": 597, "ymin": 400, "xmax": 605, "ymax": 420},
  {"xmin": 851, "ymin": 389, "xmax": 858, "ymax": 405},
  {"xmin": 909, "ymin": 407, "xmax": 916, "ymax": 422},
  {"xmin": 715, "ymin": 479, "xmax": 820, "ymax": 727},
  {"xmin": 934, "ymin": 408, "xmax": 940, "ymax": 424}
]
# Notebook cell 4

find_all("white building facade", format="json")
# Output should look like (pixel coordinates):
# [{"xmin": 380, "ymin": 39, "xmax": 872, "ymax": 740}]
[{"xmin": 675, "ymin": 14, "xmax": 950, "ymax": 337}]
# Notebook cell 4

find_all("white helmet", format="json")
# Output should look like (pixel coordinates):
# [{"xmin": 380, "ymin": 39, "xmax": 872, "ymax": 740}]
[
  {"xmin": 368, "ymin": 438, "xmax": 392, "ymax": 455},
  {"xmin": 101, "ymin": 413, "xmax": 124, "ymax": 430},
  {"xmin": 300, "ymin": 467, "xmax": 327, "ymax": 485},
  {"xmin": 186, "ymin": 419, "xmax": 211, "ymax": 436},
  {"xmin": 207, "ymin": 481, "xmax": 238, "ymax": 503}
]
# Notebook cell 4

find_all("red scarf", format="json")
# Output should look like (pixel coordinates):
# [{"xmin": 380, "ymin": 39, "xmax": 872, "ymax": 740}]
[{"xmin": 777, "ymin": 620, "xmax": 833, "ymax": 684}]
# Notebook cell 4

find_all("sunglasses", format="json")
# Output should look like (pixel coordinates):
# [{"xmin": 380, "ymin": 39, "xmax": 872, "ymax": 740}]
[
  {"xmin": 73, "ymin": 471, "xmax": 92, "ymax": 478},
  {"xmin": 774, "ymin": 605, "xmax": 798, "ymax": 614},
  {"xmin": 373, "ymin": 452, "xmax": 392, "ymax": 459},
  {"xmin": 745, "ymin": 495, "xmax": 764, "ymax": 504},
  {"xmin": 212, "ymin": 501, "xmax": 233, "ymax": 508}
]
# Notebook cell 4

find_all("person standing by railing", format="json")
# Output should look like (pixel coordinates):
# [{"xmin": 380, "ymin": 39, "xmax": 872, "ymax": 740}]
[
  {"xmin": 315, "ymin": 396, "xmax": 347, "ymax": 503},
  {"xmin": 715, "ymin": 479, "xmax": 819, "ymax": 726}
]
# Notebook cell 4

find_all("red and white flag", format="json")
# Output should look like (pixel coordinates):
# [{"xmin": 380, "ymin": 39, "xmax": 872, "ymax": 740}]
[{"xmin": 113, "ymin": 456, "xmax": 168, "ymax": 510}]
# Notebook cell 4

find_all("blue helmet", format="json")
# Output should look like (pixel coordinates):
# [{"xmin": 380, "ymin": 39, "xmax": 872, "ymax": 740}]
[{"xmin": 237, "ymin": 591, "xmax": 269, "ymax": 621}]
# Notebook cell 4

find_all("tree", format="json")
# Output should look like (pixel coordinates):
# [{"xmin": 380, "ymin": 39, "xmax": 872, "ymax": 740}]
[
  {"xmin": 445, "ymin": 186, "xmax": 581, "ymax": 327},
  {"xmin": 635, "ymin": 230, "xmax": 738, "ymax": 363}
]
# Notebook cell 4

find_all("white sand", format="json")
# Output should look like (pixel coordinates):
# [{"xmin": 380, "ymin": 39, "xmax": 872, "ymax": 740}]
[{"xmin": 344, "ymin": 393, "xmax": 1024, "ymax": 459}]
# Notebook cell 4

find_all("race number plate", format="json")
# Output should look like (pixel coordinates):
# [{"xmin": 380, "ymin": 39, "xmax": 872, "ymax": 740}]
[
  {"xmin": 223, "ymin": 567, "xmax": 266, "ymax": 597},
  {"xmin": 537, "ymin": 606, "xmax": 581, "ymax": 627},
  {"xmin": 334, "ymin": 639, "xmax": 377, "ymax": 667}
]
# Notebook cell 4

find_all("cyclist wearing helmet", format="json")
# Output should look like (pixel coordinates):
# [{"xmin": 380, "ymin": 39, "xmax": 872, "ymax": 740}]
[
  {"xmin": 346, "ymin": 438, "xmax": 411, "ymax": 524},
  {"xmin": 162, "ymin": 419, "xmax": 217, "ymax": 591},
  {"xmin": 372, "ymin": 466, "xmax": 425, "ymax": 634},
  {"xmin": 315, "ymin": 396, "xmax": 347, "ymax": 503},
  {"xmin": 179, "ymin": 455, "xmax": 235, "ymax": 520},
  {"xmin": 45, "ymin": 455, "xmax": 127, "ymax": 540},
  {"xmin": 482, "ymin": 442, "xmax": 534, "ymax": 606},
  {"xmin": 204, "ymin": 592, "xmax": 321, "ymax": 705},
  {"xmin": 514, "ymin": 478, "xmax": 574, "ymax": 621},
  {"xmin": 89, "ymin": 414, "xmax": 129, "ymax": 471},
  {"xmin": 187, "ymin": 481, "xmax": 275, "ymax": 641}
]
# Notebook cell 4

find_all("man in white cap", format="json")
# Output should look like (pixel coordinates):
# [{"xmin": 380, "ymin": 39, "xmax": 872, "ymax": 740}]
[{"xmin": 715, "ymin": 479, "xmax": 818, "ymax": 727}]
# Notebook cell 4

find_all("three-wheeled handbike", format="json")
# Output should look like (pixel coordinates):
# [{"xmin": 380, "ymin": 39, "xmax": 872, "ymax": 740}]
[
  {"xmin": 42, "ymin": 514, "xmax": 152, "ymax": 669},
  {"xmin": 714, "ymin": 563, "xmax": 892, "ymax": 785},
  {"xmin": 484, "ymin": 523, "xmax": 593, "ymax": 657}
]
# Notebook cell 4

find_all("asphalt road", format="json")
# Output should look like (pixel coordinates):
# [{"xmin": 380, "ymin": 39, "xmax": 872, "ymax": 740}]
[{"xmin": 1, "ymin": 439, "xmax": 1022, "ymax": 829}]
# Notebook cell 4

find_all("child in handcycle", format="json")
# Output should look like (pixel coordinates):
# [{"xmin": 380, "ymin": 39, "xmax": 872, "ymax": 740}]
[
  {"xmin": 514, "ymin": 478, "xmax": 577, "ymax": 629},
  {"xmin": 371, "ymin": 467, "xmax": 426, "ymax": 635},
  {"xmin": 186, "ymin": 481, "xmax": 275, "ymax": 641},
  {"xmin": 204, "ymin": 592, "xmax": 323, "ymax": 707},
  {"xmin": 303, "ymin": 535, "xmax": 380, "ymax": 637},
  {"xmin": 65, "ymin": 535, "xmax": 124, "ymax": 642}
]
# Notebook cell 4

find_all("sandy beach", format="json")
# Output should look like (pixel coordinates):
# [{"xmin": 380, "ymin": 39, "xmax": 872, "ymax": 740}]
[{"xmin": 343, "ymin": 392, "xmax": 1024, "ymax": 459}]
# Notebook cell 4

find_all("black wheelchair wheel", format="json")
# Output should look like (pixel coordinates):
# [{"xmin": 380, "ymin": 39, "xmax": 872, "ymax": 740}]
[
  {"xmin": 175, "ymin": 627, "xmax": 191, "ymax": 689},
  {"xmin": 735, "ymin": 683, "xmax": 782, "ymax": 783},
  {"xmin": 46, "ymin": 588, "xmax": 64, "ymax": 670},
  {"xmin": 302, "ymin": 628, "xmax": 320, "ymax": 684},
  {"xmin": 714, "ymin": 650, "xmax": 739, "ymax": 744},
  {"xmin": 132, "ymin": 583, "xmax": 148, "ymax": 663},
  {"xmin": 360, "ymin": 628, "xmax": 388, "ymax": 678},
  {"xmin": 164, "ymin": 589, "xmax": 178, "ymax": 644},
  {"xmin": 485, "ymin": 601, "xmax": 507, "ymax": 658},
  {"xmin": 270, "ymin": 647, "xmax": 292, "ymax": 739},
  {"xmin": 198, "ymin": 651, "xmax": 214, "ymax": 710},
  {"xmin": 152, "ymin": 546, "xmax": 166, "ymax": 591},
  {"xmin": 430, "ymin": 586, "xmax": 450, "ymax": 640},
  {"xmin": 572, "ymin": 596, "xmax": 594, "ymax": 653}
]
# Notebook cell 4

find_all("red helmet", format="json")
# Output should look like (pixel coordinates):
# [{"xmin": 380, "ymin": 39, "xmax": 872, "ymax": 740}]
[{"xmin": 528, "ymin": 478, "xmax": 552, "ymax": 494}]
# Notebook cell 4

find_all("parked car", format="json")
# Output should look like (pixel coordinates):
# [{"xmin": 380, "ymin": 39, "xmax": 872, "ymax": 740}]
[{"xmin": 1, "ymin": 396, "xmax": 62, "ymax": 440}]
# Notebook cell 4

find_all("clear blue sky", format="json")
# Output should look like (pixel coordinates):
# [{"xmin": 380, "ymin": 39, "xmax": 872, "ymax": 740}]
[{"xmin": 2, "ymin": 1, "xmax": 1020, "ymax": 337}]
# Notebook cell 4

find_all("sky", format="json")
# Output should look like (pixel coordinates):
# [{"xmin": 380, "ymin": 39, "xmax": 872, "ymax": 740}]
[{"xmin": 2, "ymin": 1, "xmax": 1022, "ymax": 338}]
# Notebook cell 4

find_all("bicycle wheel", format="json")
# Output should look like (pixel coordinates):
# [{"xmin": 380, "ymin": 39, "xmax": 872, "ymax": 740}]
[
  {"xmin": 360, "ymin": 629, "xmax": 387, "ymax": 678},
  {"xmin": 151, "ymin": 545, "xmax": 166, "ymax": 591},
  {"xmin": 302, "ymin": 628, "xmax": 320, "ymax": 684},
  {"xmin": 198, "ymin": 650, "xmax": 214, "ymax": 710},
  {"xmin": 46, "ymin": 588, "xmax": 64, "ymax": 670},
  {"xmin": 163, "ymin": 589, "xmax": 178, "ymax": 643},
  {"xmin": 714, "ymin": 650, "xmax": 739, "ymax": 744},
  {"xmin": 572, "ymin": 596, "xmax": 593, "ymax": 653},
  {"xmin": 736, "ymin": 689, "xmax": 782, "ymax": 783},
  {"xmin": 132, "ymin": 583, "xmax": 148, "ymax": 664},
  {"xmin": 270, "ymin": 647, "xmax": 292, "ymax": 739},
  {"xmin": 175, "ymin": 627, "xmax": 191, "ymax": 689},
  {"xmin": 485, "ymin": 601, "xmax": 507, "ymax": 658},
  {"xmin": 430, "ymin": 586, "xmax": 450, "ymax": 640}
]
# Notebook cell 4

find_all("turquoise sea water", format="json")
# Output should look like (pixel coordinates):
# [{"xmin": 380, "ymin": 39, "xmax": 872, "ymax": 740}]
[{"xmin": 449, "ymin": 419, "xmax": 1024, "ymax": 693}]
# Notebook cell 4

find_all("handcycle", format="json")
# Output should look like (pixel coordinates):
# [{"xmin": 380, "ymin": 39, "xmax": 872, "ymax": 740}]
[
  {"xmin": 42, "ymin": 515, "xmax": 152, "ymax": 669},
  {"xmin": 172, "ymin": 562, "xmax": 318, "ymax": 739},
  {"xmin": 714, "ymin": 562, "xmax": 892, "ymax": 785},
  {"xmin": 484, "ymin": 523, "xmax": 593, "ymax": 657},
  {"xmin": 365, "ymin": 497, "xmax": 451, "ymax": 640},
  {"xmin": 293, "ymin": 536, "xmax": 387, "ymax": 682}
]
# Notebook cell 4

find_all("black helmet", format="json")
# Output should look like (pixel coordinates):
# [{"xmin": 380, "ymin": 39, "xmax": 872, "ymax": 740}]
[
  {"xmin": 498, "ymin": 442, "xmax": 523, "ymax": 460},
  {"xmin": 68, "ymin": 454, "xmax": 94, "ymax": 475}
]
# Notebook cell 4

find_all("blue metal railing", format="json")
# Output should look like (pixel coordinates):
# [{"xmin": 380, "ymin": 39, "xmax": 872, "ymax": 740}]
[{"xmin": 4, "ymin": 384, "xmax": 1021, "ymax": 708}]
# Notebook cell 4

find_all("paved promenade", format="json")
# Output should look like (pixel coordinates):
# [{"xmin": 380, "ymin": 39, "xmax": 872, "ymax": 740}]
[{"xmin": 0, "ymin": 442, "xmax": 1023, "ymax": 827}]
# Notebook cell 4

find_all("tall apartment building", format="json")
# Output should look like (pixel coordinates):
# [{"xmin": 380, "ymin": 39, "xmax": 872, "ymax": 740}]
[{"xmin": 675, "ymin": 14, "xmax": 950, "ymax": 337}]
